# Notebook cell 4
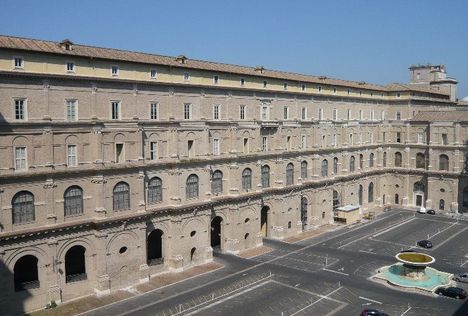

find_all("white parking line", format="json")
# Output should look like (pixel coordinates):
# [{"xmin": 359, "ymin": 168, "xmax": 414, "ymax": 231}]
[
  {"xmin": 401, "ymin": 306, "xmax": 412, "ymax": 316},
  {"xmin": 290, "ymin": 286, "xmax": 343, "ymax": 316},
  {"xmin": 359, "ymin": 296, "xmax": 382, "ymax": 304},
  {"xmin": 322, "ymin": 268, "xmax": 350, "ymax": 276},
  {"xmin": 432, "ymin": 225, "xmax": 468, "ymax": 251},
  {"xmin": 372, "ymin": 216, "xmax": 415, "ymax": 238},
  {"xmin": 359, "ymin": 250, "xmax": 376, "ymax": 255},
  {"xmin": 428, "ymin": 221, "xmax": 458, "ymax": 239}
]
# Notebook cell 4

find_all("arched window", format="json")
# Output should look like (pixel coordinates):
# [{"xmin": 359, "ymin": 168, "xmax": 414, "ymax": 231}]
[
  {"xmin": 64, "ymin": 186, "xmax": 83, "ymax": 217},
  {"xmin": 261, "ymin": 165, "xmax": 270, "ymax": 188},
  {"xmin": 416, "ymin": 153, "xmax": 426, "ymax": 169},
  {"xmin": 242, "ymin": 168, "xmax": 252, "ymax": 190},
  {"xmin": 12, "ymin": 191, "xmax": 35, "ymax": 224},
  {"xmin": 383, "ymin": 152, "xmax": 387, "ymax": 167},
  {"xmin": 439, "ymin": 199, "xmax": 445, "ymax": 210},
  {"xmin": 414, "ymin": 181, "xmax": 425, "ymax": 193},
  {"xmin": 395, "ymin": 194, "xmax": 399, "ymax": 204},
  {"xmin": 148, "ymin": 177, "xmax": 163, "ymax": 204},
  {"xmin": 333, "ymin": 157, "xmax": 338, "ymax": 174},
  {"xmin": 186, "ymin": 174, "xmax": 199, "ymax": 199},
  {"xmin": 368, "ymin": 182, "xmax": 374, "ymax": 203},
  {"xmin": 439, "ymin": 154, "xmax": 449, "ymax": 171},
  {"xmin": 349, "ymin": 156, "xmax": 355, "ymax": 172},
  {"xmin": 395, "ymin": 152, "xmax": 402, "ymax": 167},
  {"xmin": 211, "ymin": 170, "xmax": 223, "ymax": 194},
  {"xmin": 286, "ymin": 163, "xmax": 294, "ymax": 185},
  {"xmin": 65, "ymin": 245, "xmax": 87, "ymax": 283},
  {"xmin": 359, "ymin": 154, "xmax": 364, "ymax": 169},
  {"xmin": 14, "ymin": 255, "xmax": 39, "ymax": 291},
  {"xmin": 333, "ymin": 190, "xmax": 340, "ymax": 209},
  {"xmin": 463, "ymin": 186, "xmax": 468, "ymax": 207},
  {"xmin": 301, "ymin": 161, "xmax": 308, "ymax": 179},
  {"xmin": 321, "ymin": 159, "xmax": 328, "ymax": 177},
  {"xmin": 113, "ymin": 182, "xmax": 130, "ymax": 211},
  {"xmin": 369, "ymin": 153, "xmax": 374, "ymax": 168}
]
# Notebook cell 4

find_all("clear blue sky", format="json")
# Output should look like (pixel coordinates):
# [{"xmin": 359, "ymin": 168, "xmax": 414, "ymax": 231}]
[{"xmin": 1, "ymin": 0, "xmax": 467, "ymax": 98}]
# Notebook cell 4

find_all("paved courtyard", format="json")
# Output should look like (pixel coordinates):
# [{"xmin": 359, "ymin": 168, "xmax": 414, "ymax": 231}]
[{"xmin": 81, "ymin": 209, "xmax": 468, "ymax": 316}]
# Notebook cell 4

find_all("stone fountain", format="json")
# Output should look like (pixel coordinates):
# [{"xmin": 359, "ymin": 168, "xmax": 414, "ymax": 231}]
[{"xmin": 374, "ymin": 252, "xmax": 453, "ymax": 293}]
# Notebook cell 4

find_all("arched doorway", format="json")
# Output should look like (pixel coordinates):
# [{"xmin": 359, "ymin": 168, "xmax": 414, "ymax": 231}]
[
  {"xmin": 210, "ymin": 216, "xmax": 222, "ymax": 249},
  {"xmin": 14, "ymin": 255, "xmax": 39, "ymax": 291},
  {"xmin": 147, "ymin": 229, "xmax": 164, "ymax": 265},
  {"xmin": 300, "ymin": 197, "xmax": 308, "ymax": 231},
  {"xmin": 190, "ymin": 247, "xmax": 197, "ymax": 262},
  {"xmin": 260, "ymin": 206, "xmax": 269, "ymax": 237},
  {"xmin": 413, "ymin": 181, "xmax": 425, "ymax": 207},
  {"xmin": 65, "ymin": 245, "xmax": 87, "ymax": 283}
]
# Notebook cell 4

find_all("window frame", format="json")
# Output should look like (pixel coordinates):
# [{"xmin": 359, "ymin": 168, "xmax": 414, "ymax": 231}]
[
  {"xmin": 111, "ymin": 65, "xmax": 119, "ymax": 76},
  {"xmin": 111, "ymin": 101, "xmax": 121, "ymax": 120},
  {"xmin": 66, "ymin": 99, "xmax": 78, "ymax": 121},
  {"xmin": 13, "ymin": 56, "xmax": 24, "ymax": 69},
  {"xmin": 14, "ymin": 98, "xmax": 27, "ymax": 121},
  {"xmin": 66, "ymin": 61, "xmax": 76, "ymax": 73},
  {"xmin": 14, "ymin": 146, "xmax": 27, "ymax": 171},
  {"xmin": 67, "ymin": 144, "xmax": 78, "ymax": 167},
  {"xmin": 150, "ymin": 102, "xmax": 158, "ymax": 120}
]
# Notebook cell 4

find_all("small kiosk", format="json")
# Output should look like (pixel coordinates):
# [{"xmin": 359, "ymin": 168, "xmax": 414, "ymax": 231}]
[{"xmin": 334, "ymin": 205, "xmax": 361, "ymax": 224}]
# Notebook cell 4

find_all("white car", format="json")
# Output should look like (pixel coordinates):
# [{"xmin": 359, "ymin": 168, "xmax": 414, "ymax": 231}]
[
  {"xmin": 454, "ymin": 273, "xmax": 468, "ymax": 283},
  {"xmin": 417, "ymin": 207, "xmax": 427, "ymax": 214}
]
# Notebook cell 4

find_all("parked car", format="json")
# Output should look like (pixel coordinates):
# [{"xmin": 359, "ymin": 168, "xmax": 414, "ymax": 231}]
[
  {"xmin": 417, "ymin": 207, "xmax": 427, "ymax": 214},
  {"xmin": 426, "ymin": 209, "xmax": 436, "ymax": 215},
  {"xmin": 436, "ymin": 287, "xmax": 467, "ymax": 299},
  {"xmin": 360, "ymin": 309, "xmax": 389, "ymax": 316},
  {"xmin": 453, "ymin": 273, "xmax": 468, "ymax": 283},
  {"xmin": 417, "ymin": 240, "xmax": 433, "ymax": 248}
]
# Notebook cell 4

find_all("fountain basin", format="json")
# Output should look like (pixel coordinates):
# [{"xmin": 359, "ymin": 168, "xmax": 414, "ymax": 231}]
[{"xmin": 395, "ymin": 252, "xmax": 435, "ymax": 267}]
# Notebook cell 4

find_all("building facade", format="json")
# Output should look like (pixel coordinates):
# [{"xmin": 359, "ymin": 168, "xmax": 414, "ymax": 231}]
[{"xmin": 0, "ymin": 36, "xmax": 467, "ymax": 313}]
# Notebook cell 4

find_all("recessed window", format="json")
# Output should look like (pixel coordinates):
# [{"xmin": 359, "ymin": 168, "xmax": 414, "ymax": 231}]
[
  {"xmin": 115, "ymin": 143, "xmax": 124, "ymax": 163},
  {"xmin": 239, "ymin": 105, "xmax": 246, "ymax": 120},
  {"xmin": 213, "ymin": 104, "xmax": 220, "ymax": 120},
  {"xmin": 318, "ymin": 86, "xmax": 322, "ymax": 93},
  {"xmin": 111, "ymin": 65, "xmax": 119, "ymax": 76},
  {"xmin": 288, "ymin": 221, "xmax": 292, "ymax": 229},
  {"xmin": 333, "ymin": 88, "xmax": 337, "ymax": 94},
  {"xmin": 190, "ymin": 230, "xmax": 196, "ymax": 237},
  {"xmin": 213, "ymin": 75, "xmax": 219, "ymax": 84},
  {"xmin": 14, "ymin": 147, "xmax": 27, "ymax": 171},
  {"xmin": 283, "ymin": 106, "xmax": 289, "ymax": 120},
  {"xmin": 184, "ymin": 103, "xmax": 192, "ymax": 120},
  {"xmin": 263, "ymin": 80, "xmax": 268, "ymax": 88},
  {"xmin": 283, "ymin": 83, "xmax": 288, "ymax": 90},
  {"xmin": 301, "ymin": 84, "xmax": 306, "ymax": 91},
  {"xmin": 150, "ymin": 102, "xmax": 158, "ymax": 120},
  {"xmin": 150, "ymin": 142, "xmax": 158, "ymax": 160},
  {"xmin": 262, "ymin": 136, "xmax": 268, "ymax": 152},
  {"xmin": 244, "ymin": 218, "xmax": 250, "ymax": 223},
  {"xmin": 66, "ymin": 100, "xmax": 78, "ymax": 121},
  {"xmin": 14, "ymin": 99, "xmax": 27, "ymax": 121},
  {"xmin": 150, "ymin": 69, "xmax": 157, "ymax": 79},
  {"xmin": 359, "ymin": 91, "xmax": 362, "ymax": 96},
  {"xmin": 301, "ymin": 107, "xmax": 307, "ymax": 120},
  {"xmin": 240, "ymin": 78, "xmax": 245, "ymax": 86},
  {"xmin": 67, "ymin": 144, "xmax": 77, "ymax": 167},
  {"xmin": 347, "ymin": 89, "xmax": 351, "ymax": 95},
  {"xmin": 396, "ymin": 112, "xmax": 401, "ymax": 120},
  {"xmin": 14, "ymin": 57, "xmax": 24, "ymax": 69},
  {"xmin": 212, "ymin": 138, "xmax": 220, "ymax": 156},
  {"xmin": 119, "ymin": 246, "xmax": 127, "ymax": 254},
  {"xmin": 188, "ymin": 140, "xmax": 194, "ymax": 158},
  {"xmin": 183, "ymin": 72, "xmax": 190, "ymax": 81},
  {"xmin": 66, "ymin": 62, "xmax": 75, "ymax": 73},
  {"xmin": 397, "ymin": 92, "xmax": 401, "ymax": 98},
  {"xmin": 111, "ymin": 101, "xmax": 121, "ymax": 120}
]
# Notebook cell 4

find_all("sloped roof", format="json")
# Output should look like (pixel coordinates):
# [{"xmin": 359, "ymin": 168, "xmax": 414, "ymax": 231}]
[
  {"xmin": 412, "ymin": 111, "xmax": 468, "ymax": 122},
  {"xmin": 0, "ymin": 35, "xmax": 450, "ymax": 96}
]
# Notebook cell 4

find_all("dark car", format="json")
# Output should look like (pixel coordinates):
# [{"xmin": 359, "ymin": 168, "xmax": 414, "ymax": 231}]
[
  {"xmin": 360, "ymin": 309, "xmax": 389, "ymax": 316},
  {"xmin": 426, "ymin": 209, "xmax": 436, "ymax": 215},
  {"xmin": 436, "ymin": 287, "xmax": 467, "ymax": 299},
  {"xmin": 417, "ymin": 240, "xmax": 433, "ymax": 248}
]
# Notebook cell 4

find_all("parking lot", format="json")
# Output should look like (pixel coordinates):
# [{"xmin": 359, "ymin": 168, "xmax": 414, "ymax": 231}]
[{"xmin": 84, "ymin": 209, "xmax": 468, "ymax": 316}]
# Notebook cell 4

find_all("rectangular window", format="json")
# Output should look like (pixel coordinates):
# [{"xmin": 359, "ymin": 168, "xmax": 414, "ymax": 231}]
[
  {"xmin": 213, "ymin": 104, "xmax": 220, "ymax": 120},
  {"xmin": 240, "ymin": 105, "xmax": 246, "ymax": 120},
  {"xmin": 301, "ymin": 135, "xmax": 307, "ymax": 149},
  {"xmin": 243, "ymin": 138, "xmax": 249, "ymax": 154},
  {"xmin": 14, "ymin": 99, "xmax": 26, "ymax": 120},
  {"xmin": 111, "ymin": 101, "xmax": 121, "ymax": 120},
  {"xmin": 283, "ymin": 106, "xmax": 289, "ymax": 120},
  {"xmin": 14, "ymin": 57, "xmax": 24, "ymax": 69},
  {"xmin": 287, "ymin": 136, "xmax": 291, "ymax": 150},
  {"xmin": 359, "ymin": 110, "xmax": 363, "ymax": 120},
  {"xmin": 332, "ymin": 134, "xmax": 337, "ymax": 147},
  {"xmin": 318, "ymin": 108, "xmax": 323, "ymax": 121},
  {"xmin": 188, "ymin": 140, "xmax": 194, "ymax": 158},
  {"xmin": 150, "ymin": 69, "xmax": 157, "ymax": 79},
  {"xmin": 301, "ymin": 107, "xmax": 307, "ymax": 120},
  {"xmin": 213, "ymin": 138, "xmax": 220, "ymax": 156},
  {"xmin": 111, "ymin": 65, "xmax": 119, "ymax": 76},
  {"xmin": 333, "ymin": 88, "xmax": 337, "ymax": 94},
  {"xmin": 383, "ymin": 132, "xmax": 386, "ymax": 143},
  {"xmin": 261, "ymin": 105, "xmax": 269, "ymax": 120},
  {"xmin": 301, "ymin": 84, "xmax": 306, "ymax": 91},
  {"xmin": 396, "ymin": 111, "xmax": 401, "ymax": 120},
  {"xmin": 347, "ymin": 109, "xmax": 352, "ymax": 120},
  {"xmin": 240, "ymin": 78, "xmax": 245, "ymax": 86},
  {"xmin": 115, "ymin": 143, "xmax": 124, "ymax": 163},
  {"xmin": 262, "ymin": 136, "xmax": 268, "ymax": 152},
  {"xmin": 396, "ymin": 132, "xmax": 401, "ymax": 143},
  {"xmin": 183, "ymin": 103, "xmax": 191, "ymax": 120},
  {"xmin": 349, "ymin": 133, "xmax": 353, "ymax": 145},
  {"xmin": 14, "ymin": 147, "xmax": 27, "ymax": 171},
  {"xmin": 381, "ymin": 110, "xmax": 385, "ymax": 120},
  {"xmin": 150, "ymin": 142, "xmax": 158, "ymax": 160},
  {"xmin": 66, "ymin": 62, "xmax": 75, "ymax": 72},
  {"xmin": 283, "ymin": 83, "xmax": 288, "ymax": 90},
  {"xmin": 67, "ymin": 144, "xmax": 77, "ymax": 167},
  {"xmin": 150, "ymin": 102, "xmax": 158, "ymax": 120},
  {"xmin": 183, "ymin": 72, "xmax": 190, "ymax": 81},
  {"xmin": 417, "ymin": 133, "xmax": 423, "ymax": 144},
  {"xmin": 332, "ymin": 109, "xmax": 338, "ymax": 121},
  {"xmin": 318, "ymin": 86, "xmax": 322, "ymax": 93},
  {"xmin": 66, "ymin": 100, "xmax": 77, "ymax": 121},
  {"xmin": 213, "ymin": 75, "xmax": 219, "ymax": 84},
  {"xmin": 441, "ymin": 134, "xmax": 448, "ymax": 145},
  {"xmin": 263, "ymin": 80, "xmax": 267, "ymax": 88}
]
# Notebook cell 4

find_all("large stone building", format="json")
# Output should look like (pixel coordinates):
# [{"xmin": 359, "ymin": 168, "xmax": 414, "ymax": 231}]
[{"xmin": 0, "ymin": 35, "xmax": 467, "ymax": 313}]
